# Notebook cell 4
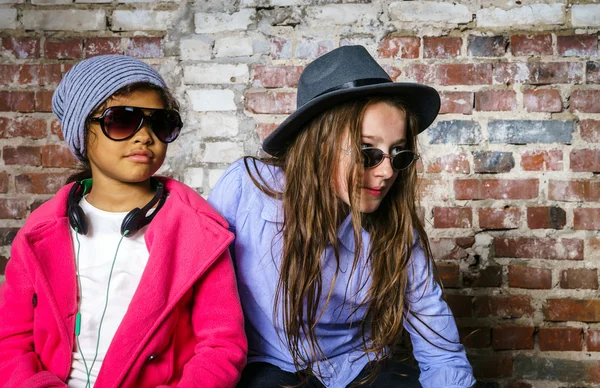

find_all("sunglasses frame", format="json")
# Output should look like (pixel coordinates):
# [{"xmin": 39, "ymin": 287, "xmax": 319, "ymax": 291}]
[
  {"xmin": 361, "ymin": 147, "xmax": 420, "ymax": 171},
  {"xmin": 88, "ymin": 106, "xmax": 182, "ymax": 144}
]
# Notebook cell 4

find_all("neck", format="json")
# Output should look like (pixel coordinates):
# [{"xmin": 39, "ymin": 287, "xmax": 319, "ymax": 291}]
[{"xmin": 84, "ymin": 176, "xmax": 156, "ymax": 212}]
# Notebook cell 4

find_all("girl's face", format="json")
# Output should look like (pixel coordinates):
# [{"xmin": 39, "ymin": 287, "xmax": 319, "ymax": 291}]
[
  {"xmin": 86, "ymin": 89, "xmax": 168, "ymax": 185},
  {"xmin": 336, "ymin": 101, "xmax": 407, "ymax": 214}
]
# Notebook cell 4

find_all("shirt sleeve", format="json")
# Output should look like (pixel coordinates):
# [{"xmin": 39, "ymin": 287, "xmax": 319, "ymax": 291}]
[{"xmin": 403, "ymin": 240, "xmax": 476, "ymax": 388}]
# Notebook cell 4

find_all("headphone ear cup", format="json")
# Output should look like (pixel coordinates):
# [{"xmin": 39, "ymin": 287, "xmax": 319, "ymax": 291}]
[
  {"xmin": 69, "ymin": 205, "xmax": 88, "ymax": 235},
  {"xmin": 121, "ymin": 208, "xmax": 141, "ymax": 236}
]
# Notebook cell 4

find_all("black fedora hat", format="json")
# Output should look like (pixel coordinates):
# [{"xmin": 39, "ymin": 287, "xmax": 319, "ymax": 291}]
[{"xmin": 262, "ymin": 45, "xmax": 441, "ymax": 156}]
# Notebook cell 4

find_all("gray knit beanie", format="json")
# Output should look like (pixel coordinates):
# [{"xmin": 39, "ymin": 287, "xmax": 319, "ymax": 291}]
[{"xmin": 52, "ymin": 55, "xmax": 167, "ymax": 162}]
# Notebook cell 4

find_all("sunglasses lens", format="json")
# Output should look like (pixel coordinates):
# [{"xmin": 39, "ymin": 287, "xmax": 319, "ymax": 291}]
[
  {"xmin": 150, "ymin": 110, "xmax": 182, "ymax": 143},
  {"xmin": 104, "ymin": 107, "xmax": 144, "ymax": 140},
  {"xmin": 392, "ymin": 151, "xmax": 416, "ymax": 170},
  {"xmin": 362, "ymin": 148, "xmax": 384, "ymax": 168}
]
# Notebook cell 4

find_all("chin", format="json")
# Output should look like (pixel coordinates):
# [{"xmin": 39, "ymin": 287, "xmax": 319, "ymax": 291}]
[{"xmin": 360, "ymin": 202, "xmax": 382, "ymax": 214}]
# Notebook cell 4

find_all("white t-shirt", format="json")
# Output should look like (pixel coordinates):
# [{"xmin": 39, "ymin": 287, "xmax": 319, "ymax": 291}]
[{"xmin": 68, "ymin": 197, "xmax": 149, "ymax": 387}]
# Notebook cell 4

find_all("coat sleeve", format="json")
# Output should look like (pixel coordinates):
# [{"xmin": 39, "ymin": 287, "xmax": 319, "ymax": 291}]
[
  {"xmin": 403, "ymin": 241, "xmax": 476, "ymax": 388},
  {"xmin": 0, "ymin": 232, "xmax": 67, "ymax": 388},
  {"xmin": 163, "ymin": 249, "xmax": 247, "ymax": 388}
]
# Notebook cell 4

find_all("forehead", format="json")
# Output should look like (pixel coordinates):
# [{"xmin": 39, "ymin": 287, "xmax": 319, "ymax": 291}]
[
  {"xmin": 105, "ymin": 88, "xmax": 165, "ymax": 109},
  {"xmin": 360, "ymin": 101, "xmax": 407, "ymax": 142}
]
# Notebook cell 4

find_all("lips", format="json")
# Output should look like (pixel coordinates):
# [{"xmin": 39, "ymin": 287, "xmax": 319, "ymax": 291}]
[
  {"xmin": 125, "ymin": 149, "xmax": 153, "ymax": 163},
  {"xmin": 364, "ymin": 186, "xmax": 384, "ymax": 196}
]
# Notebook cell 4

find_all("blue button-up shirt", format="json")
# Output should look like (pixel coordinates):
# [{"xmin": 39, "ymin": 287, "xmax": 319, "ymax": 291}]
[{"xmin": 208, "ymin": 159, "xmax": 475, "ymax": 388}]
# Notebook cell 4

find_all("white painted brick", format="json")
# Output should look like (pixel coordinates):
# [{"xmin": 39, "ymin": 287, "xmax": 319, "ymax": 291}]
[
  {"xmin": 184, "ymin": 64, "xmax": 249, "ymax": 85},
  {"xmin": 572, "ymin": 4, "xmax": 600, "ymax": 27},
  {"xmin": 0, "ymin": 0, "xmax": 24, "ymax": 3},
  {"xmin": 75, "ymin": 0, "xmax": 112, "ymax": 3},
  {"xmin": 0, "ymin": 8, "xmax": 17, "ymax": 29},
  {"xmin": 112, "ymin": 10, "xmax": 176, "ymax": 31},
  {"xmin": 195, "ymin": 9, "xmax": 255, "ymax": 33},
  {"xmin": 119, "ymin": 0, "xmax": 181, "ymax": 2},
  {"xmin": 22, "ymin": 10, "xmax": 105, "ymax": 30},
  {"xmin": 208, "ymin": 168, "xmax": 227, "ymax": 189},
  {"xmin": 180, "ymin": 37, "xmax": 213, "ymax": 60},
  {"xmin": 214, "ymin": 37, "xmax": 253, "ymax": 57},
  {"xmin": 31, "ymin": 0, "xmax": 70, "ymax": 4},
  {"xmin": 476, "ymin": 4, "xmax": 564, "ymax": 28},
  {"xmin": 272, "ymin": 0, "xmax": 309, "ymax": 5},
  {"xmin": 306, "ymin": 4, "xmax": 381, "ymax": 26},
  {"xmin": 188, "ymin": 89, "xmax": 237, "ymax": 111},
  {"xmin": 202, "ymin": 142, "xmax": 244, "ymax": 163},
  {"xmin": 389, "ymin": 1, "xmax": 471, "ymax": 24},
  {"xmin": 197, "ymin": 113, "xmax": 239, "ymax": 137},
  {"xmin": 183, "ymin": 167, "xmax": 204, "ymax": 188}
]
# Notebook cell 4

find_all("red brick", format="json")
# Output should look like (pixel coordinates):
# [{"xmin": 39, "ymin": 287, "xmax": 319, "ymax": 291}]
[
  {"xmin": 459, "ymin": 327, "xmax": 490, "ymax": 348},
  {"xmin": 571, "ymin": 90, "xmax": 600, "ymax": 113},
  {"xmin": 494, "ymin": 237, "xmax": 583, "ymax": 260},
  {"xmin": 253, "ymin": 65, "xmax": 303, "ymax": 88},
  {"xmin": 571, "ymin": 149, "xmax": 600, "ymax": 172},
  {"xmin": 557, "ymin": 34, "xmax": 598, "ymax": 57},
  {"xmin": 126, "ymin": 37, "xmax": 162, "ymax": 58},
  {"xmin": 587, "ymin": 330, "xmax": 600, "ymax": 351},
  {"xmin": 256, "ymin": 123, "xmax": 279, "ymax": 144},
  {"xmin": 437, "ymin": 263, "xmax": 459, "ymax": 288},
  {"xmin": 511, "ymin": 34, "xmax": 552, "ymax": 56},
  {"xmin": 437, "ymin": 63, "xmax": 493, "ymax": 85},
  {"xmin": 423, "ymin": 37, "xmax": 461, "ymax": 59},
  {"xmin": 539, "ymin": 328, "xmax": 583, "ymax": 351},
  {"xmin": 494, "ymin": 62, "xmax": 584, "ymax": 85},
  {"xmin": 0, "ymin": 255, "xmax": 6, "ymax": 276},
  {"xmin": 270, "ymin": 37, "xmax": 292, "ymax": 60},
  {"xmin": 470, "ymin": 354, "xmax": 513, "ymax": 379},
  {"xmin": 44, "ymin": 38, "xmax": 83, "ymax": 59},
  {"xmin": 574, "ymin": 208, "xmax": 600, "ymax": 230},
  {"xmin": 378, "ymin": 36, "xmax": 420, "ymax": 59},
  {"xmin": 588, "ymin": 61, "xmax": 600, "ymax": 84},
  {"xmin": 508, "ymin": 265, "xmax": 552, "ymax": 289},
  {"xmin": 245, "ymin": 91, "xmax": 296, "ymax": 114},
  {"xmin": 560, "ymin": 268, "xmax": 598, "ymax": 290},
  {"xmin": 0, "ymin": 91, "xmax": 35, "ymax": 112},
  {"xmin": 85, "ymin": 37, "xmax": 121, "ymax": 57},
  {"xmin": 444, "ymin": 294, "xmax": 472, "ymax": 317},
  {"xmin": 429, "ymin": 237, "xmax": 474, "ymax": 261},
  {"xmin": 527, "ymin": 206, "xmax": 566, "ymax": 229},
  {"xmin": 463, "ymin": 266, "xmax": 502, "ymax": 288},
  {"xmin": 581, "ymin": 120, "xmax": 600, "ymax": 142},
  {"xmin": 404, "ymin": 64, "xmax": 436, "ymax": 84},
  {"xmin": 15, "ymin": 173, "xmax": 70, "ymax": 194},
  {"xmin": 0, "ymin": 64, "xmax": 36, "ymax": 87},
  {"xmin": 426, "ymin": 153, "xmax": 469, "ymax": 173},
  {"xmin": 479, "ymin": 207, "xmax": 521, "ymax": 229},
  {"xmin": 0, "ymin": 172, "xmax": 8, "ymax": 193},
  {"xmin": 433, "ymin": 207, "xmax": 472, "ymax": 228},
  {"xmin": 0, "ymin": 198, "xmax": 28, "ymax": 219},
  {"xmin": 523, "ymin": 88, "xmax": 562, "ymax": 112},
  {"xmin": 521, "ymin": 150, "xmax": 563, "ymax": 171},
  {"xmin": 418, "ymin": 177, "xmax": 450, "ymax": 201},
  {"xmin": 1, "ymin": 37, "xmax": 40, "ymax": 59},
  {"xmin": 3, "ymin": 146, "xmax": 41, "ymax": 166},
  {"xmin": 474, "ymin": 295, "xmax": 534, "ymax": 318},
  {"xmin": 51, "ymin": 119, "xmax": 63, "ymax": 139},
  {"xmin": 454, "ymin": 179, "xmax": 538, "ymax": 200},
  {"xmin": 35, "ymin": 90, "xmax": 53, "ymax": 112},
  {"xmin": 544, "ymin": 299, "xmax": 600, "ymax": 322},
  {"xmin": 549, "ymin": 179, "xmax": 600, "ymax": 202},
  {"xmin": 492, "ymin": 325, "xmax": 534, "ymax": 350},
  {"xmin": 0, "ymin": 228, "xmax": 18, "ymax": 245},
  {"xmin": 42, "ymin": 144, "xmax": 78, "ymax": 168},
  {"xmin": 0, "ymin": 116, "xmax": 47, "ymax": 139},
  {"xmin": 381, "ymin": 65, "xmax": 401, "ymax": 81},
  {"xmin": 472, "ymin": 151, "xmax": 514, "ymax": 173},
  {"xmin": 439, "ymin": 91, "xmax": 473, "ymax": 115},
  {"xmin": 475, "ymin": 90, "xmax": 516, "ymax": 111}
]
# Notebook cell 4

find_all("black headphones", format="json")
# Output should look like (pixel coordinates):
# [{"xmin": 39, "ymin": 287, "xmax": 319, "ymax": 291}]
[{"xmin": 67, "ymin": 177, "xmax": 167, "ymax": 237}]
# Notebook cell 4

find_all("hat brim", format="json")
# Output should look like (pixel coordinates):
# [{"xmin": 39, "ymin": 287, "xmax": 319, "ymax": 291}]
[{"xmin": 262, "ymin": 82, "xmax": 441, "ymax": 156}]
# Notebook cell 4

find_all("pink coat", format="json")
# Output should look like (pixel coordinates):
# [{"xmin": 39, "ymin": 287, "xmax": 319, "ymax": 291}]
[{"xmin": 0, "ymin": 178, "xmax": 247, "ymax": 387}]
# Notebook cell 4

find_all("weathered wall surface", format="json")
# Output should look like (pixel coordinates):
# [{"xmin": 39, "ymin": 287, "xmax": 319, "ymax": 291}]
[{"xmin": 1, "ymin": 1, "xmax": 599, "ymax": 386}]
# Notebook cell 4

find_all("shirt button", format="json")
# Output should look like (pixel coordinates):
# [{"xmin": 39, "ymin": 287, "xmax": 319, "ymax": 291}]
[{"xmin": 146, "ymin": 353, "xmax": 159, "ymax": 362}]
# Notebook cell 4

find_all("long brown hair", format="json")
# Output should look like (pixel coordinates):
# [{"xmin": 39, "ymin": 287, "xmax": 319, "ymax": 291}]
[
  {"xmin": 66, "ymin": 82, "xmax": 180, "ymax": 184},
  {"xmin": 245, "ymin": 97, "xmax": 438, "ymax": 383}
]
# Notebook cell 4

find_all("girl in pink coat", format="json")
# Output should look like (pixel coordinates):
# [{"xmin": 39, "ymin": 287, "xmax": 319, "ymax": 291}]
[{"xmin": 0, "ymin": 55, "xmax": 247, "ymax": 388}]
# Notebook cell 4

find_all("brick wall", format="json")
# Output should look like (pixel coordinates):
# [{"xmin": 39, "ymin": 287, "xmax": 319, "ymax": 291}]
[{"xmin": 1, "ymin": 0, "xmax": 599, "ymax": 386}]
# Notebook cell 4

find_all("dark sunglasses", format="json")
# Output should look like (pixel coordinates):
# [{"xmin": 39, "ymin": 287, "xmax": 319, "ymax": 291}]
[
  {"xmin": 89, "ymin": 106, "xmax": 182, "ymax": 143},
  {"xmin": 362, "ymin": 147, "xmax": 419, "ymax": 171}
]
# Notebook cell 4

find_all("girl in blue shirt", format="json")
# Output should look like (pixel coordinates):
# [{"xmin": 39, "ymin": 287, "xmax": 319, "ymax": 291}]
[{"xmin": 209, "ymin": 45, "xmax": 475, "ymax": 388}]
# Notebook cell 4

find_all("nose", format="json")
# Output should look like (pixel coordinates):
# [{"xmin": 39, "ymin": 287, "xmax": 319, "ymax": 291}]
[
  {"xmin": 373, "ymin": 155, "xmax": 394, "ymax": 179},
  {"xmin": 133, "ymin": 118, "xmax": 154, "ymax": 144}
]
